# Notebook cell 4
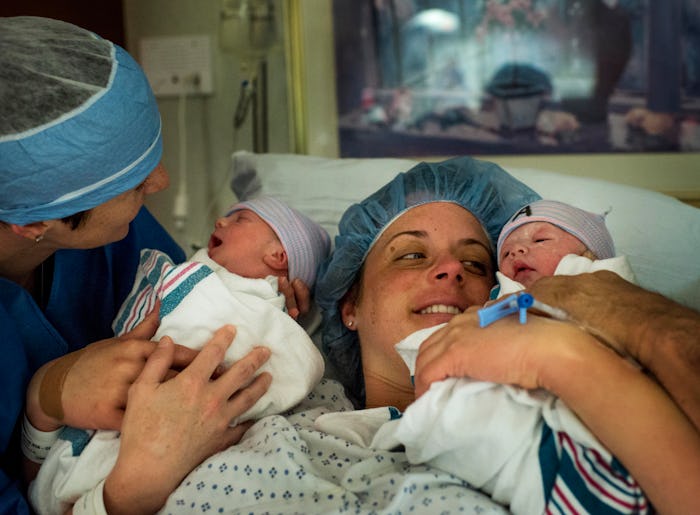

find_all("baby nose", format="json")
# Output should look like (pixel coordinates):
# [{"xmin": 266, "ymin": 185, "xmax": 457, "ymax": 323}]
[{"xmin": 506, "ymin": 244, "xmax": 527, "ymax": 259}]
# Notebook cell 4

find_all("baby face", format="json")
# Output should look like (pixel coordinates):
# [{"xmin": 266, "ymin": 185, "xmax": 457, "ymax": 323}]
[
  {"xmin": 208, "ymin": 209, "xmax": 281, "ymax": 278},
  {"xmin": 498, "ymin": 221, "xmax": 587, "ymax": 288}
]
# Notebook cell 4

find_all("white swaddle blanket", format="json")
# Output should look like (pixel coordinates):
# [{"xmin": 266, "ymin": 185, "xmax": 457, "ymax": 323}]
[
  {"xmin": 115, "ymin": 248, "xmax": 325, "ymax": 422},
  {"xmin": 362, "ymin": 254, "xmax": 645, "ymax": 514},
  {"xmin": 30, "ymin": 248, "xmax": 325, "ymax": 515},
  {"xmin": 378, "ymin": 325, "xmax": 603, "ymax": 514},
  {"xmin": 495, "ymin": 253, "xmax": 636, "ymax": 297}
]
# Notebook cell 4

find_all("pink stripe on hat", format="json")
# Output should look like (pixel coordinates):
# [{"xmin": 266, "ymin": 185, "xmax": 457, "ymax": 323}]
[
  {"xmin": 227, "ymin": 196, "xmax": 331, "ymax": 287},
  {"xmin": 497, "ymin": 200, "xmax": 615, "ymax": 266}
]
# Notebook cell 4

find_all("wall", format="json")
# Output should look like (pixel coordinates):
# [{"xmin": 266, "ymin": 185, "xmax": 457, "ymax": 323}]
[
  {"xmin": 123, "ymin": 1, "xmax": 699, "ymax": 254},
  {"xmin": 1, "ymin": 0, "xmax": 125, "ymax": 46},
  {"xmin": 292, "ymin": 3, "xmax": 700, "ymax": 206},
  {"xmin": 123, "ymin": 0, "xmax": 292, "ymax": 253}
]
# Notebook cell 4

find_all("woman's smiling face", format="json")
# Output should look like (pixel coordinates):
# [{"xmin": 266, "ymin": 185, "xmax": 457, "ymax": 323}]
[{"xmin": 343, "ymin": 202, "xmax": 495, "ymax": 401}]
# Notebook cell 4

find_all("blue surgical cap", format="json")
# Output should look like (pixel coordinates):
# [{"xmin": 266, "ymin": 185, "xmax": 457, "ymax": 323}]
[
  {"xmin": 0, "ymin": 16, "xmax": 162, "ymax": 225},
  {"xmin": 315, "ymin": 156, "xmax": 541, "ymax": 404}
]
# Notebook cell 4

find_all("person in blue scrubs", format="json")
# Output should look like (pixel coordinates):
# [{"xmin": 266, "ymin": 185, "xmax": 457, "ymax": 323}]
[{"xmin": 0, "ymin": 16, "xmax": 273, "ymax": 513}]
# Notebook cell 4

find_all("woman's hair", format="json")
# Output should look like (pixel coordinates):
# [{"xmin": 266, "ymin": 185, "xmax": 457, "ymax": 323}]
[
  {"xmin": 0, "ymin": 210, "xmax": 88, "ymax": 230},
  {"xmin": 315, "ymin": 156, "xmax": 541, "ymax": 405},
  {"xmin": 0, "ymin": 16, "xmax": 162, "ymax": 225},
  {"xmin": 62, "ymin": 211, "xmax": 90, "ymax": 230}
]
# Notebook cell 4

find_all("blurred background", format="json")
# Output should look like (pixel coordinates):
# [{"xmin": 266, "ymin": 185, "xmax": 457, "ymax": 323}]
[{"xmin": 2, "ymin": 0, "xmax": 698, "ymax": 255}]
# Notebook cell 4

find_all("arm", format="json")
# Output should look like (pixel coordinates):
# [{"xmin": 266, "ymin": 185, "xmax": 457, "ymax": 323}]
[
  {"xmin": 528, "ymin": 271, "xmax": 700, "ymax": 431},
  {"xmin": 103, "ymin": 326, "xmax": 270, "ymax": 514},
  {"xmin": 414, "ymin": 311, "xmax": 700, "ymax": 514},
  {"xmin": 23, "ymin": 308, "xmax": 201, "ymax": 486},
  {"xmin": 25, "ymin": 307, "xmax": 199, "ymax": 433}
]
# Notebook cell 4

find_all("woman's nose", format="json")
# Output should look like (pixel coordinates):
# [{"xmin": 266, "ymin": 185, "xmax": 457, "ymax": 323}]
[{"xmin": 433, "ymin": 256, "xmax": 464, "ymax": 282}]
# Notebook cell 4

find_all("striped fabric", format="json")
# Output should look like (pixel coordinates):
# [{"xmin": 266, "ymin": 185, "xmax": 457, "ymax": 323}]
[
  {"xmin": 540, "ymin": 425, "xmax": 650, "ymax": 514},
  {"xmin": 112, "ymin": 249, "xmax": 179, "ymax": 335},
  {"xmin": 158, "ymin": 262, "xmax": 212, "ymax": 319}
]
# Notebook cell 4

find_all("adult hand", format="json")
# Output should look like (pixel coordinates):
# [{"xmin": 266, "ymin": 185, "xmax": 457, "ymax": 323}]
[
  {"xmin": 530, "ymin": 271, "xmax": 700, "ymax": 433},
  {"xmin": 25, "ymin": 307, "xmax": 199, "ymax": 432},
  {"xmin": 413, "ymin": 308, "xmax": 597, "ymax": 398},
  {"xmin": 103, "ymin": 325, "xmax": 271, "ymax": 515},
  {"xmin": 416, "ymin": 303, "xmax": 700, "ymax": 514},
  {"xmin": 278, "ymin": 277, "xmax": 311, "ymax": 320},
  {"xmin": 529, "ymin": 271, "xmax": 700, "ymax": 364},
  {"xmin": 526, "ymin": 271, "xmax": 637, "ymax": 357}
]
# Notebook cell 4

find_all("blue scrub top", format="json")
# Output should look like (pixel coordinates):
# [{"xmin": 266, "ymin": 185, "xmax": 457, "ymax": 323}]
[{"xmin": 0, "ymin": 207, "xmax": 184, "ymax": 513}]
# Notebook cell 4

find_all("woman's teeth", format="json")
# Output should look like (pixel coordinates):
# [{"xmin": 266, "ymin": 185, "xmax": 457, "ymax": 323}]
[{"xmin": 419, "ymin": 304, "xmax": 461, "ymax": 315}]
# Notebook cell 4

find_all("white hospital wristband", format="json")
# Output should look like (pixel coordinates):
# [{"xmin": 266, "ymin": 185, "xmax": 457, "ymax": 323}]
[
  {"xmin": 73, "ymin": 479, "xmax": 108, "ymax": 515},
  {"xmin": 20, "ymin": 414, "xmax": 63, "ymax": 463}
]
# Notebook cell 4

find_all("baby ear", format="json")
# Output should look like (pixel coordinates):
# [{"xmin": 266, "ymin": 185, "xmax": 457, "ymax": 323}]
[{"xmin": 263, "ymin": 243, "xmax": 288, "ymax": 272}]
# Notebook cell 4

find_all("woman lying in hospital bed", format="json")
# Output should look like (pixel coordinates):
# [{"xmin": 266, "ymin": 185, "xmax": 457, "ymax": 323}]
[{"xmin": 33, "ymin": 158, "xmax": 700, "ymax": 514}]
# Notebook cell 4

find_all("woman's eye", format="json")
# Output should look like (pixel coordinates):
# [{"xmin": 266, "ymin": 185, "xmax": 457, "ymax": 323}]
[{"xmin": 399, "ymin": 252, "xmax": 424, "ymax": 260}]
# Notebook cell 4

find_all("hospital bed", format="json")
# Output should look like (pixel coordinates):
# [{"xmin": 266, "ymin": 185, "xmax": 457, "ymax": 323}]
[
  {"xmin": 115, "ymin": 150, "xmax": 700, "ymax": 514},
  {"xmin": 36, "ymin": 151, "xmax": 700, "ymax": 514}
]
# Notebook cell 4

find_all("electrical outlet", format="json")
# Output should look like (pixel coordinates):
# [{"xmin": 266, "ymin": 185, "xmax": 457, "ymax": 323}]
[{"xmin": 139, "ymin": 35, "xmax": 214, "ymax": 96}]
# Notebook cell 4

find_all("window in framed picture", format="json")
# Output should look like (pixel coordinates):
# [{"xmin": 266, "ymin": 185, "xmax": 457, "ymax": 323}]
[{"xmin": 333, "ymin": 0, "xmax": 700, "ymax": 157}]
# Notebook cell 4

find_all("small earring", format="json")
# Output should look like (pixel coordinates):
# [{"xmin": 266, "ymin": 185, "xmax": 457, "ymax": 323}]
[
  {"xmin": 35, "ymin": 234, "xmax": 45, "ymax": 243},
  {"xmin": 346, "ymin": 320, "xmax": 354, "ymax": 328}
]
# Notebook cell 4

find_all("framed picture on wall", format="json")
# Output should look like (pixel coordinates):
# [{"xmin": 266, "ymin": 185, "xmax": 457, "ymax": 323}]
[{"xmin": 333, "ymin": 0, "xmax": 700, "ymax": 157}]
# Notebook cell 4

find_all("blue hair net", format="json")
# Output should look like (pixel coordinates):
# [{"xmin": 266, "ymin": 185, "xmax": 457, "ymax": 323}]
[
  {"xmin": 0, "ymin": 16, "xmax": 162, "ymax": 224},
  {"xmin": 315, "ymin": 156, "xmax": 541, "ymax": 404}
]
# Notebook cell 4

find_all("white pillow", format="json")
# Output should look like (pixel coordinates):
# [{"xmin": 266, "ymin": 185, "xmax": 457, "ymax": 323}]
[{"xmin": 230, "ymin": 151, "xmax": 700, "ymax": 310}]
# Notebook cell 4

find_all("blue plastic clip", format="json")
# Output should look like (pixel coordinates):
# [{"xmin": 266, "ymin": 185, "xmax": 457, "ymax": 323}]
[{"xmin": 478, "ymin": 293, "xmax": 534, "ymax": 327}]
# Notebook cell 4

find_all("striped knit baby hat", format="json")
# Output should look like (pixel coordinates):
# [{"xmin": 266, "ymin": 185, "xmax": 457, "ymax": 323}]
[
  {"xmin": 227, "ymin": 196, "xmax": 331, "ymax": 287},
  {"xmin": 497, "ymin": 199, "xmax": 615, "ymax": 265}
]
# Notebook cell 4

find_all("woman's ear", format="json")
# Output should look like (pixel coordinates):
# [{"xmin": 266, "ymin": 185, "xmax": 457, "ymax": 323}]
[
  {"xmin": 340, "ymin": 284, "xmax": 359, "ymax": 331},
  {"xmin": 263, "ymin": 242, "xmax": 288, "ymax": 273},
  {"xmin": 10, "ymin": 221, "xmax": 49, "ymax": 242}
]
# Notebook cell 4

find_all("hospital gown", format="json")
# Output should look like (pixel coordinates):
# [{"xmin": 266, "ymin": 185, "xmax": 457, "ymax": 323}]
[{"xmin": 35, "ymin": 379, "xmax": 511, "ymax": 515}]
